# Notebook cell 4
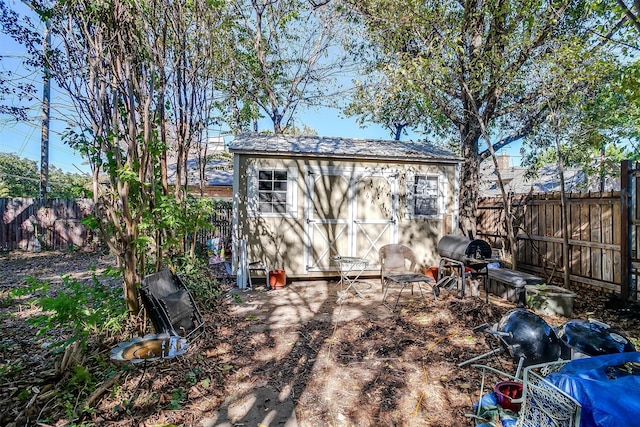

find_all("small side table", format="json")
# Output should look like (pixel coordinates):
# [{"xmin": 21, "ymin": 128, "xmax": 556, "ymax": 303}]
[{"xmin": 332, "ymin": 256, "xmax": 369, "ymax": 302}]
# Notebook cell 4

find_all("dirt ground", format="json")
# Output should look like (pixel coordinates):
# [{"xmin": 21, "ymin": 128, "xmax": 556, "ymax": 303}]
[{"xmin": 2, "ymin": 250, "xmax": 640, "ymax": 427}]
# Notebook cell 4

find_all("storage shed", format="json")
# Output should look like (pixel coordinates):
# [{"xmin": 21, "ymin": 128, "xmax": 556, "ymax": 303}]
[{"xmin": 228, "ymin": 133, "xmax": 462, "ymax": 281}]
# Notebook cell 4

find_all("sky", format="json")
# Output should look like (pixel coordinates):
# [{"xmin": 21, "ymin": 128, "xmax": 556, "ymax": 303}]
[
  {"xmin": 0, "ymin": 1, "xmax": 90, "ymax": 173},
  {"xmin": 0, "ymin": 12, "xmax": 413, "ymax": 175},
  {"xmin": 0, "ymin": 1, "xmax": 524, "ymax": 175},
  {"xmin": 0, "ymin": 102, "xmax": 431, "ymax": 174}
]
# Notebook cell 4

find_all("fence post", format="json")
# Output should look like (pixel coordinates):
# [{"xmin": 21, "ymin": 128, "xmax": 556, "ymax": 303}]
[{"xmin": 621, "ymin": 160, "xmax": 630, "ymax": 301}]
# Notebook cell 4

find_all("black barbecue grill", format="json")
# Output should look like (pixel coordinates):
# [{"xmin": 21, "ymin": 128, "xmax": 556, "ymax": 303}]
[
  {"xmin": 437, "ymin": 235, "xmax": 493, "ymax": 265},
  {"xmin": 436, "ymin": 235, "xmax": 495, "ymax": 300},
  {"xmin": 458, "ymin": 308, "xmax": 562, "ymax": 372}
]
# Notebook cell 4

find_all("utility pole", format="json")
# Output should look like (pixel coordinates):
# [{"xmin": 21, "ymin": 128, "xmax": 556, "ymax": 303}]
[
  {"xmin": 23, "ymin": 0, "xmax": 51, "ymax": 200},
  {"xmin": 40, "ymin": 18, "xmax": 51, "ymax": 201}
]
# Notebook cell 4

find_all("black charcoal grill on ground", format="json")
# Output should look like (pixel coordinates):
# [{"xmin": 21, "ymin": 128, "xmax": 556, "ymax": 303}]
[
  {"xmin": 436, "ymin": 235, "xmax": 494, "ymax": 299},
  {"xmin": 496, "ymin": 309, "xmax": 562, "ymax": 367},
  {"xmin": 459, "ymin": 309, "xmax": 562, "ymax": 375}
]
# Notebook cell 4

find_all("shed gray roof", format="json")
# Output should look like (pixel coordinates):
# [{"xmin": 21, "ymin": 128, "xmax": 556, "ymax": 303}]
[{"xmin": 228, "ymin": 133, "xmax": 461, "ymax": 163}]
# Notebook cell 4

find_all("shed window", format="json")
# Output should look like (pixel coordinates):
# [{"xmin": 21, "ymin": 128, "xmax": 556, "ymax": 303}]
[
  {"xmin": 405, "ymin": 172, "xmax": 444, "ymax": 219},
  {"xmin": 247, "ymin": 165, "xmax": 298, "ymax": 217},
  {"xmin": 414, "ymin": 175, "xmax": 439, "ymax": 216},
  {"xmin": 258, "ymin": 170, "xmax": 288, "ymax": 213}
]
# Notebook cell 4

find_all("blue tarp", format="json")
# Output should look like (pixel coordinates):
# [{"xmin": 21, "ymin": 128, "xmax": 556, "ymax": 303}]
[{"xmin": 546, "ymin": 352, "xmax": 640, "ymax": 427}]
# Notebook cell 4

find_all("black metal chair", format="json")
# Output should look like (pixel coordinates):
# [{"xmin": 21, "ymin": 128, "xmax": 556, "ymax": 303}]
[
  {"xmin": 140, "ymin": 269, "xmax": 204, "ymax": 340},
  {"xmin": 379, "ymin": 244, "xmax": 436, "ymax": 310}
]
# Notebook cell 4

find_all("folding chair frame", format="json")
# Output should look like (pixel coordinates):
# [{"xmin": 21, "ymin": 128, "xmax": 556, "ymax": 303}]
[{"xmin": 140, "ymin": 269, "xmax": 205, "ymax": 341}]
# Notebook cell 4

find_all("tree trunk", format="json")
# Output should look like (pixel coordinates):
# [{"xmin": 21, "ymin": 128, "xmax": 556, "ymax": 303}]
[
  {"xmin": 556, "ymin": 133, "xmax": 571, "ymax": 289},
  {"xmin": 273, "ymin": 110, "xmax": 283, "ymax": 134},
  {"xmin": 478, "ymin": 141, "xmax": 519, "ymax": 270},
  {"xmin": 393, "ymin": 123, "xmax": 405, "ymax": 141},
  {"xmin": 458, "ymin": 125, "xmax": 482, "ymax": 237},
  {"xmin": 122, "ymin": 243, "xmax": 140, "ymax": 315}
]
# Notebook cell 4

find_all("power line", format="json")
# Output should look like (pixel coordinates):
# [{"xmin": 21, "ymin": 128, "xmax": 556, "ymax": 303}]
[
  {"xmin": 1, "ymin": 132, "xmax": 86, "ymax": 171},
  {"xmin": 0, "ymin": 170, "xmax": 89, "ymax": 184},
  {"xmin": 17, "ymin": 125, "xmax": 36, "ymax": 155}
]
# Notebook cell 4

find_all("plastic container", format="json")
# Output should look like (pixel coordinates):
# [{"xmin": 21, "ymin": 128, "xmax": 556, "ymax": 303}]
[
  {"xmin": 424, "ymin": 266, "xmax": 439, "ymax": 280},
  {"xmin": 494, "ymin": 380, "xmax": 523, "ymax": 412},
  {"xmin": 269, "ymin": 269, "xmax": 287, "ymax": 289},
  {"xmin": 525, "ymin": 285, "xmax": 576, "ymax": 317}
]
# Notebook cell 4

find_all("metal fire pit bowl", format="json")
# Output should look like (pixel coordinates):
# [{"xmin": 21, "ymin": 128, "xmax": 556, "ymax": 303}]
[{"xmin": 110, "ymin": 333, "xmax": 188, "ymax": 364}]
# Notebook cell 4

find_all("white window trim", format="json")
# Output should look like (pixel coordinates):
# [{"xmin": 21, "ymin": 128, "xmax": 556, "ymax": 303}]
[
  {"xmin": 405, "ymin": 172, "xmax": 446, "ymax": 220},
  {"xmin": 247, "ymin": 164, "xmax": 298, "ymax": 218}
]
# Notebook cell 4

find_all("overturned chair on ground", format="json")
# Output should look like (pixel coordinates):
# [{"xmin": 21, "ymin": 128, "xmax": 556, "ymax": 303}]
[
  {"xmin": 470, "ymin": 360, "xmax": 582, "ymax": 427},
  {"xmin": 140, "ymin": 269, "xmax": 204, "ymax": 340},
  {"xmin": 379, "ymin": 244, "xmax": 437, "ymax": 311}
]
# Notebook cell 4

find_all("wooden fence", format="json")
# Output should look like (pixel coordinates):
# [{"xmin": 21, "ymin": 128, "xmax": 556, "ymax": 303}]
[
  {"xmin": 193, "ymin": 201, "xmax": 233, "ymax": 250},
  {"xmin": 627, "ymin": 161, "xmax": 640, "ymax": 300},
  {"xmin": 1, "ymin": 198, "xmax": 233, "ymax": 253},
  {"xmin": 477, "ymin": 161, "xmax": 639, "ymax": 298},
  {"xmin": 0, "ymin": 198, "xmax": 97, "ymax": 251}
]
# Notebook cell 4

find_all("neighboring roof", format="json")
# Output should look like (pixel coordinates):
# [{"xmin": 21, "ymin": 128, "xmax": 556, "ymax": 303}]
[
  {"xmin": 480, "ymin": 161, "xmax": 620, "ymax": 195},
  {"xmin": 167, "ymin": 157, "xmax": 233, "ymax": 187},
  {"xmin": 228, "ymin": 133, "xmax": 462, "ymax": 163}
]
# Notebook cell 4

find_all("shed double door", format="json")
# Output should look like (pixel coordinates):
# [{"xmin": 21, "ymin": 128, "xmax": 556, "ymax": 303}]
[{"xmin": 305, "ymin": 166, "xmax": 398, "ymax": 272}]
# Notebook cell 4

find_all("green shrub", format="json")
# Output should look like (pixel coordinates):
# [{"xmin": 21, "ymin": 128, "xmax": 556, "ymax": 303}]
[
  {"xmin": 169, "ymin": 254, "xmax": 223, "ymax": 308},
  {"xmin": 525, "ymin": 283, "xmax": 549, "ymax": 311},
  {"xmin": 10, "ymin": 273, "xmax": 128, "ymax": 422},
  {"xmin": 11, "ymin": 274, "xmax": 127, "ymax": 351}
]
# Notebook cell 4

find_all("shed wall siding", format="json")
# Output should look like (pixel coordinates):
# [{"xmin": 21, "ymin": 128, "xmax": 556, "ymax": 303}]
[{"xmin": 234, "ymin": 154, "xmax": 458, "ymax": 278}]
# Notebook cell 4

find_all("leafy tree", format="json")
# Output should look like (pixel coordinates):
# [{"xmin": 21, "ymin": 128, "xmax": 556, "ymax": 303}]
[
  {"xmin": 284, "ymin": 123, "xmax": 318, "ymax": 135},
  {"xmin": 341, "ymin": 0, "xmax": 631, "ymax": 235},
  {"xmin": 612, "ymin": 0, "xmax": 640, "ymax": 36},
  {"xmin": 26, "ymin": 0, "xmax": 226, "ymax": 315},
  {"xmin": 522, "ymin": 60, "xmax": 640, "ymax": 190},
  {"xmin": 0, "ymin": 2, "xmax": 39, "ymax": 121},
  {"xmin": 48, "ymin": 165, "xmax": 91, "ymax": 198},
  {"xmin": 230, "ymin": 0, "xmax": 352, "ymax": 134},
  {"xmin": 344, "ymin": 73, "xmax": 429, "ymax": 140},
  {"xmin": 0, "ymin": 152, "xmax": 90, "ymax": 198},
  {"xmin": 582, "ymin": 0, "xmax": 640, "ymax": 164},
  {"xmin": 0, "ymin": 152, "xmax": 39, "ymax": 197}
]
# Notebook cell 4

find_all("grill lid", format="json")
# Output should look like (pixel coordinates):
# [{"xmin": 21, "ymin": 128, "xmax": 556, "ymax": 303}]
[
  {"xmin": 497, "ymin": 308, "xmax": 561, "ymax": 366},
  {"xmin": 557, "ymin": 319, "xmax": 636, "ymax": 357},
  {"xmin": 437, "ymin": 235, "xmax": 492, "ymax": 262}
]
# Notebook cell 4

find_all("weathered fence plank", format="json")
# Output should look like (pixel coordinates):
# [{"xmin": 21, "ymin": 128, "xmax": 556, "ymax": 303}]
[
  {"xmin": 477, "ymin": 191, "xmax": 627, "ymax": 294},
  {"xmin": 590, "ymin": 202, "xmax": 602, "ymax": 282},
  {"xmin": 579, "ymin": 201, "xmax": 589, "ymax": 278},
  {"xmin": 0, "ymin": 198, "xmax": 96, "ymax": 251},
  {"xmin": 1, "ymin": 198, "xmax": 233, "ymax": 254}
]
